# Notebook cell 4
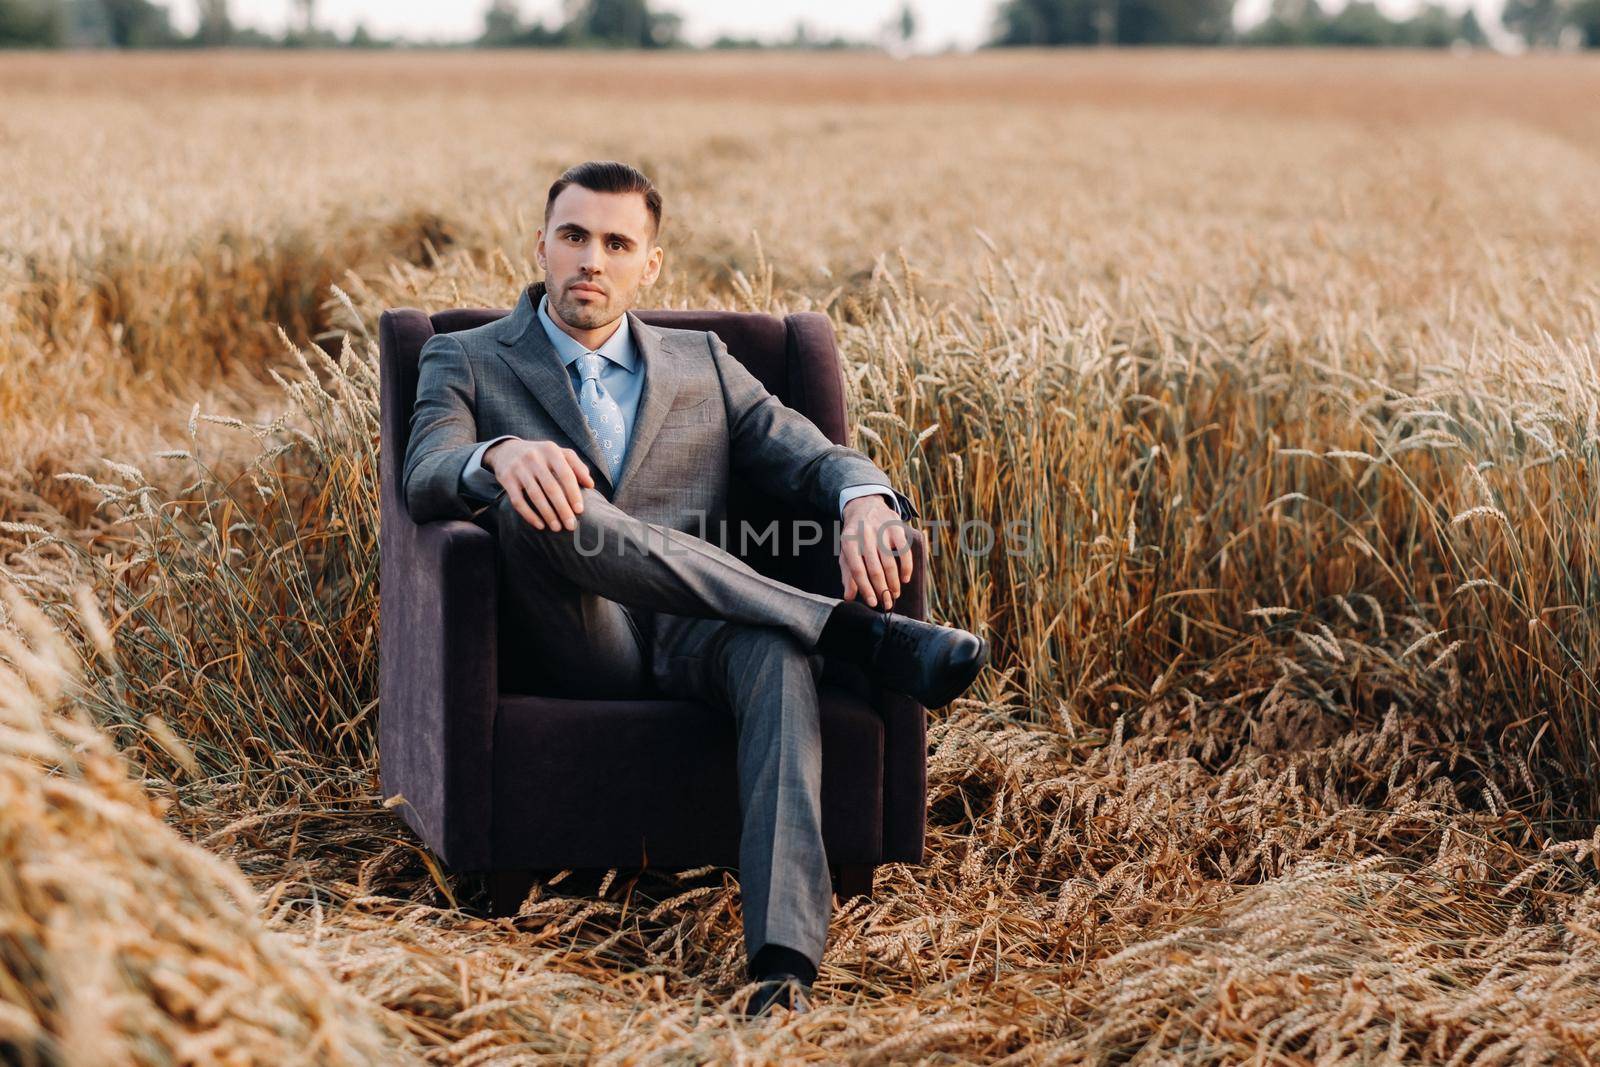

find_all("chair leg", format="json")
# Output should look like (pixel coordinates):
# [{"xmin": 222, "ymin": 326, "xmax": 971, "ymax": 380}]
[
  {"xmin": 833, "ymin": 863, "xmax": 875, "ymax": 902},
  {"xmin": 488, "ymin": 868, "xmax": 538, "ymax": 917}
]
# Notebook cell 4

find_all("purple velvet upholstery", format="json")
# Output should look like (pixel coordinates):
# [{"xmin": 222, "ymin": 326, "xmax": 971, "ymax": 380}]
[{"xmin": 378, "ymin": 300, "xmax": 928, "ymax": 877}]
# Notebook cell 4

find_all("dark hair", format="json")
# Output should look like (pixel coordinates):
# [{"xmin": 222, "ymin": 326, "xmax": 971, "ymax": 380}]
[{"xmin": 544, "ymin": 160, "xmax": 662, "ymax": 242}]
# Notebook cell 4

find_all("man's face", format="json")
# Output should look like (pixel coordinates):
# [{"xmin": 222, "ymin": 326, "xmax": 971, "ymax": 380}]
[{"xmin": 536, "ymin": 185, "xmax": 663, "ymax": 330}]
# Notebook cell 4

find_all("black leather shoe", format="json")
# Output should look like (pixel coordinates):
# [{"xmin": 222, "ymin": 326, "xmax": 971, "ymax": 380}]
[
  {"xmin": 739, "ymin": 974, "xmax": 813, "ymax": 1018},
  {"xmin": 865, "ymin": 611, "xmax": 987, "ymax": 708}
]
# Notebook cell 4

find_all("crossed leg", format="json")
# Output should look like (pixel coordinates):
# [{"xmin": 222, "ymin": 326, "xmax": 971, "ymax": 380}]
[
  {"xmin": 481, "ymin": 488, "xmax": 837, "ymax": 972},
  {"xmin": 486, "ymin": 488, "xmax": 838, "ymax": 672}
]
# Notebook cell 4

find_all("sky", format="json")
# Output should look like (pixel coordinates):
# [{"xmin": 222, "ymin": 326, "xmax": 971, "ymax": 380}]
[{"xmin": 164, "ymin": 0, "xmax": 1510, "ymax": 51}]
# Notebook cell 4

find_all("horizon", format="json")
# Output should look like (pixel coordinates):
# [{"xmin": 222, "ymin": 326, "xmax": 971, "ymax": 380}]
[{"xmin": 155, "ymin": 0, "xmax": 1513, "ymax": 52}]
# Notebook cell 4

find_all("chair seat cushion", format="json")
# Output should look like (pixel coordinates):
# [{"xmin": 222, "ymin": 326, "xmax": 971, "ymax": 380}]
[{"xmin": 489, "ymin": 683, "xmax": 884, "ymax": 870}]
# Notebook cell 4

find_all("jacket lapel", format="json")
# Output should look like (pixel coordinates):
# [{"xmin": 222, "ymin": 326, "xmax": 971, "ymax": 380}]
[
  {"xmin": 491, "ymin": 282, "xmax": 682, "ymax": 499},
  {"xmin": 492, "ymin": 282, "xmax": 616, "ymax": 492},
  {"xmin": 612, "ymin": 309, "xmax": 678, "ymax": 498}
]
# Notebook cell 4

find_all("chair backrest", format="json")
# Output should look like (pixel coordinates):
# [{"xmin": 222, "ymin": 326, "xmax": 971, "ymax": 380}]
[{"xmin": 377, "ymin": 294, "xmax": 854, "ymax": 595}]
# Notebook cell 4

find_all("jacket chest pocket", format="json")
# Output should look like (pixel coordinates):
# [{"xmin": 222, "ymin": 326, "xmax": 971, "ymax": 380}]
[{"xmin": 659, "ymin": 396, "xmax": 717, "ymax": 429}]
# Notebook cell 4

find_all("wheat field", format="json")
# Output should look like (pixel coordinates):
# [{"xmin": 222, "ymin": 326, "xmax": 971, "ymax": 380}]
[{"xmin": 2, "ymin": 48, "xmax": 1600, "ymax": 1064}]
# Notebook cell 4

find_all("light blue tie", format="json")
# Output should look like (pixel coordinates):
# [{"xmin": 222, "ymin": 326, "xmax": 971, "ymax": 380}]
[{"xmin": 574, "ymin": 350, "xmax": 626, "ymax": 485}]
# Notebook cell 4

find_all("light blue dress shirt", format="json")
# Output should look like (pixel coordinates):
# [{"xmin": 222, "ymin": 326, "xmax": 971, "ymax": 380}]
[{"xmin": 459, "ymin": 292, "xmax": 894, "ymax": 517}]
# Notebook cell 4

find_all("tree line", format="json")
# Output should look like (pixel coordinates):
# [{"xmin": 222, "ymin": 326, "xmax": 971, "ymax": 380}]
[
  {"xmin": 1, "ymin": 0, "xmax": 359, "ymax": 47},
  {"xmin": 2, "ymin": 0, "xmax": 1596, "ymax": 51},
  {"xmin": 994, "ymin": 0, "xmax": 1598, "ymax": 47}
]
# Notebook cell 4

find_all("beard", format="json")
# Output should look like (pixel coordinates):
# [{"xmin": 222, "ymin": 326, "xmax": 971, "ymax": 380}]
[{"xmin": 553, "ymin": 280, "xmax": 626, "ymax": 330}]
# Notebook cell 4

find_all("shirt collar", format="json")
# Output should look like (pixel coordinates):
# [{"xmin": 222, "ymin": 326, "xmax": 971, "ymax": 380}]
[{"xmin": 537, "ymin": 292, "xmax": 638, "ymax": 373}]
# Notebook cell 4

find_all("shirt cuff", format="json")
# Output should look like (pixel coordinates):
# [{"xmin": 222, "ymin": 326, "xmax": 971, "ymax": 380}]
[
  {"xmin": 838, "ymin": 482, "xmax": 897, "ymax": 518},
  {"xmin": 460, "ymin": 435, "xmax": 518, "ymax": 501}
]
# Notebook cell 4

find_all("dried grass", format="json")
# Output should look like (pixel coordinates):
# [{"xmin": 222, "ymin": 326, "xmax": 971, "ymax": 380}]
[{"xmin": 0, "ymin": 581, "xmax": 409, "ymax": 1064}]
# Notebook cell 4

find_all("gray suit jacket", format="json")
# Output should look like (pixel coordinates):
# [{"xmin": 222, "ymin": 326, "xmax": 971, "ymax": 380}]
[{"xmin": 402, "ymin": 281, "xmax": 916, "ymax": 535}]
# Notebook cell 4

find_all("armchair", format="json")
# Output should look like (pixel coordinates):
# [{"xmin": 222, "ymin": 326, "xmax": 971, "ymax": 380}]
[{"xmin": 377, "ymin": 299, "xmax": 929, "ymax": 915}]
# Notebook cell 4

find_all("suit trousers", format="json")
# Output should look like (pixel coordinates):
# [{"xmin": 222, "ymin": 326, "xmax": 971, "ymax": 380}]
[{"xmin": 476, "ymin": 487, "xmax": 844, "ymax": 969}]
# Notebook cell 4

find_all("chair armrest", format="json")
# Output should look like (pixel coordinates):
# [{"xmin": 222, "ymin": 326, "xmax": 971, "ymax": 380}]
[
  {"xmin": 877, "ymin": 525, "xmax": 929, "ymax": 864},
  {"xmin": 755, "ymin": 495, "xmax": 929, "ymax": 865},
  {"xmin": 378, "ymin": 498, "xmax": 498, "ymax": 872}
]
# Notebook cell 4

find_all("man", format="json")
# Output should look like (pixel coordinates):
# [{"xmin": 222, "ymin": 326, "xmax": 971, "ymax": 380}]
[{"xmin": 402, "ymin": 160, "xmax": 986, "ymax": 1018}]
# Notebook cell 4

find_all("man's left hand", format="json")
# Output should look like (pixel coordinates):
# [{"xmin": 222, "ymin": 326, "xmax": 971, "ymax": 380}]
[{"xmin": 840, "ymin": 495, "xmax": 914, "ymax": 610}]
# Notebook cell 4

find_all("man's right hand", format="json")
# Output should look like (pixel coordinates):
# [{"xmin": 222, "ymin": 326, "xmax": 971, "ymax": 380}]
[{"xmin": 484, "ymin": 438, "xmax": 595, "ymax": 531}]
